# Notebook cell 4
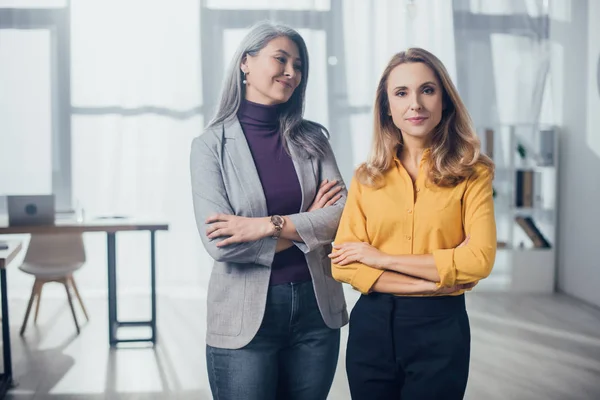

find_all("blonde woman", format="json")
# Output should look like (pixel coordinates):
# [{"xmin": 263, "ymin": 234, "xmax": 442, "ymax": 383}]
[{"xmin": 330, "ymin": 48, "xmax": 496, "ymax": 400}]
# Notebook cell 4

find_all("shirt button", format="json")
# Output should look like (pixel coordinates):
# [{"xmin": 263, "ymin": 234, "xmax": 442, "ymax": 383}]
[
  {"xmin": 416, "ymin": 188, "xmax": 420, "ymax": 192},
  {"xmin": 406, "ymin": 235, "xmax": 412, "ymax": 240},
  {"xmin": 407, "ymin": 209, "xmax": 413, "ymax": 214}
]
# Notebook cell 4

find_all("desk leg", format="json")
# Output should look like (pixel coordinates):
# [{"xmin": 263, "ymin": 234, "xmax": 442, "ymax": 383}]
[
  {"xmin": 150, "ymin": 230, "xmax": 157, "ymax": 344},
  {"xmin": 106, "ymin": 231, "xmax": 157, "ymax": 347},
  {"xmin": 0, "ymin": 269, "xmax": 14, "ymax": 396},
  {"xmin": 107, "ymin": 232, "xmax": 117, "ymax": 346}
]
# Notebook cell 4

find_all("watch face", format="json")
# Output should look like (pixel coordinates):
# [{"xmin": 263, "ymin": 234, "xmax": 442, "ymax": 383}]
[{"xmin": 272, "ymin": 215, "xmax": 284, "ymax": 227}]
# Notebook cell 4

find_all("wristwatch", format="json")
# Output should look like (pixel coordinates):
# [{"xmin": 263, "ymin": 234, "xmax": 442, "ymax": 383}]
[{"xmin": 270, "ymin": 215, "xmax": 284, "ymax": 239}]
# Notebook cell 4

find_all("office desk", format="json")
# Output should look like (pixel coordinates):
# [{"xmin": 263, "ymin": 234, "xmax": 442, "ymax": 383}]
[
  {"xmin": 0, "ymin": 241, "xmax": 22, "ymax": 397},
  {"xmin": 0, "ymin": 219, "xmax": 168, "ymax": 347}
]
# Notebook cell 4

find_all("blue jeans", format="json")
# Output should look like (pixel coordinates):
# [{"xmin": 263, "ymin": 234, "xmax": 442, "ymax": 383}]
[{"xmin": 206, "ymin": 281, "xmax": 340, "ymax": 400}]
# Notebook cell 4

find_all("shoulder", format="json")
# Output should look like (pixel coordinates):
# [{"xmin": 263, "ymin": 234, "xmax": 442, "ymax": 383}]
[
  {"xmin": 192, "ymin": 117, "xmax": 242, "ymax": 153},
  {"xmin": 470, "ymin": 161, "xmax": 494, "ymax": 181},
  {"xmin": 289, "ymin": 119, "xmax": 332, "ymax": 159},
  {"xmin": 194, "ymin": 123, "xmax": 225, "ymax": 147},
  {"xmin": 350, "ymin": 168, "xmax": 371, "ymax": 193},
  {"xmin": 190, "ymin": 123, "xmax": 227, "ymax": 162},
  {"xmin": 463, "ymin": 162, "xmax": 494, "ymax": 191}
]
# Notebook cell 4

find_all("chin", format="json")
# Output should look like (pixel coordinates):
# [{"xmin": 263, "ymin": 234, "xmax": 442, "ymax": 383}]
[
  {"xmin": 264, "ymin": 88, "xmax": 282, "ymax": 100},
  {"xmin": 401, "ymin": 126, "xmax": 433, "ymax": 138}
]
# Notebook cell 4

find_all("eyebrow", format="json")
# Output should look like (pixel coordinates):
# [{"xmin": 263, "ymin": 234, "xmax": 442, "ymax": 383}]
[
  {"xmin": 392, "ymin": 81, "xmax": 438, "ymax": 91},
  {"xmin": 274, "ymin": 49, "xmax": 302, "ymax": 63}
]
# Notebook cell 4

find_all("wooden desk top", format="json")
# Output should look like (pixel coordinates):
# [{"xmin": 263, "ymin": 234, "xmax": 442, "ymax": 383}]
[
  {"xmin": 0, "ymin": 216, "xmax": 169, "ymax": 235},
  {"xmin": 0, "ymin": 241, "xmax": 23, "ymax": 269}
]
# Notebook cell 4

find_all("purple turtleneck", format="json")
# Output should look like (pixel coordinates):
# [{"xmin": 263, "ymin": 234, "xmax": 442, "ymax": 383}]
[{"xmin": 237, "ymin": 99, "xmax": 311, "ymax": 285}]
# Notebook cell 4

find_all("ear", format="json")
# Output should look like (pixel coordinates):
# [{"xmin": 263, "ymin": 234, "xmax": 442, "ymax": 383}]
[{"xmin": 240, "ymin": 54, "xmax": 248, "ymax": 73}]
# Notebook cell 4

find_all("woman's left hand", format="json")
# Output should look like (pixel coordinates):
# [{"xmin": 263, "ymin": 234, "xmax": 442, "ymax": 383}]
[
  {"xmin": 206, "ymin": 214, "xmax": 271, "ymax": 247},
  {"xmin": 329, "ymin": 242, "xmax": 388, "ymax": 268}
]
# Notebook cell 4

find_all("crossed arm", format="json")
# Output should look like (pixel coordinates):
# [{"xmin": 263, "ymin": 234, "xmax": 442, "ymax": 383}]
[
  {"xmin": 204, "ymin": 178, "xmax": 343, "ymax": 252},
  {"xmin": 330, "ymin": 171, "xmax": 496, "ymax": 295},
  {"xmin": 329, "ymin": 239, "xmax": 475, "ymax": 295},
  {"xmin": 190, "ymin": 137, "xmax": 347, "ymax": 265}
]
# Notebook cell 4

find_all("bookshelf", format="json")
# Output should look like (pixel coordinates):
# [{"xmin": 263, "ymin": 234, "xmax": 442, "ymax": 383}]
[{"xmin": 476, "ymin": 124, "xmax": 558, "ymax": 293}]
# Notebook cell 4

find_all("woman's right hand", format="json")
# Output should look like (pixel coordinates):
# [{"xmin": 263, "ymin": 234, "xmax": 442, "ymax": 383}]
[
  {"xmin": 433, "ymin": 281, "xmax": 478, "ymax": 294},
  {"xmin": 307, "ymin": 179, "xmax": 343, "ymax": 211},
  {"xmin": 419, "ymin": 280, "xmax": 478, "ymax": 295}
]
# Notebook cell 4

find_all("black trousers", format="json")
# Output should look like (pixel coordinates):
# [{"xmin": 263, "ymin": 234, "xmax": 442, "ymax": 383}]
[{"xmin": 346, "ymin": 293, "xmax": 470, "ymax": 400}]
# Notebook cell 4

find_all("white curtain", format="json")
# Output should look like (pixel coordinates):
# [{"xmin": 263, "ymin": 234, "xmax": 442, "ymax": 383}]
[
  {"xmin": 454, "ymin": 0, "xmax": 552, "ymax": 127},
  {"xmin": 69, "ymin": 0, "xmax": 205, "ymax": 293}
]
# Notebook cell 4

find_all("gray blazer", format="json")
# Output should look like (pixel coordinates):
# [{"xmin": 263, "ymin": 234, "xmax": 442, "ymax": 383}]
[{"xmin": 190, "ymin": 117, "xmax": 349, "ymax": 349}]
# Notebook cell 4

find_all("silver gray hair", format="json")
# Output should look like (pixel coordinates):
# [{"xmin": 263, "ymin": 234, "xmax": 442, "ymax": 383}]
[{"xmin": 207, "ymin": 20, "xmax": 330, "ymax": 159}]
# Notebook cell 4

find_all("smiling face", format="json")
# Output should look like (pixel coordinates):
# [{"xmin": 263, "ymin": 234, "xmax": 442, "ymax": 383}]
[
  {"xmin": 241, "ymin": 36, "xmax": 302, "ymax": 105},
  {"xmin": 386, "ymin": 62, "xmax": 444, "ymax": 145}
]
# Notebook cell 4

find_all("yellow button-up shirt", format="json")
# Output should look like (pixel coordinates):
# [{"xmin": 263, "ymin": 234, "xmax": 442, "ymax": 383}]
[{"xmin": 332, "ymin": 155, "xmax": 497, "ymax": 295}]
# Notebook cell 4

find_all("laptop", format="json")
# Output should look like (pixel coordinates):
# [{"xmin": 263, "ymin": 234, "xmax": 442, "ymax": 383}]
[{"xmin": 7, "ymin": 195, "xmax": 55, "ymax": 226}]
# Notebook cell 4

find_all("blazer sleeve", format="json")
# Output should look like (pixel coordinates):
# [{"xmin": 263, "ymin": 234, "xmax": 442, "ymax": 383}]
[
  {"xmin": 287, "ymin": 141, "xmax": 348, "ymax": 253},
  {"xmin": 190, "ymin": 135, "xmax": 277, "ymax": 266},
  {"xmin": 331, "ymin": 176, "xmax": 384, "ymax": 294},
  {"xmin": 432, "ymin": 166, "xmax": 497, "ymax": 286}
]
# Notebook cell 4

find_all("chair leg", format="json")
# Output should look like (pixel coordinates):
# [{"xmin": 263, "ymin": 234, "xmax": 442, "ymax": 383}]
[
  {"xmin": 20, "ymin": 280, "xmax": 40, "ymax": 336},
  {"xmin": 69, "ymin": 275, "xmax": 89, "ymax": 321},
  {"xmin": 62, "ymin": 278, "xmax": 80, "ymax": 335},
  {"xmin": 33, "ymin": 282, "xmax": 44, "ymax": 324}
]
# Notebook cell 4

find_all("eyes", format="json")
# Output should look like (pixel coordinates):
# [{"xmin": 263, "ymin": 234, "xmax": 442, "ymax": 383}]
[
  {"xmin": 274, "ymin": 56, "xmax": 302, "ymax": 71},
  {"xmin": 395, "ymin": 86, "xmax": 436, "ymax": 97}
]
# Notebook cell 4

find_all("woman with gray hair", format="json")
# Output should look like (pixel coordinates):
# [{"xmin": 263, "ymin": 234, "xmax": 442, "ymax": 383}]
[{"xmin": 190, "ymin": 21, "xmax": 348, "ymax": 399}]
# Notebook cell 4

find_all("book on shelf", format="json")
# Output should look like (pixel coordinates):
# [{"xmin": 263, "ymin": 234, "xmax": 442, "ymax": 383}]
[
  {"xmin": 515, "ymin": 216, "xmax": 551, "ymax": 248},
  {"xmin": 515, "ymin": 170, "xmax": 534, "ymax": 207},
  {"xmin": 485, "ymin": 128, "xmax": 494, "ymax": 159},
  {"xmin": 539, "ymin": 128, "xmax": 555, "ymax": 166}
]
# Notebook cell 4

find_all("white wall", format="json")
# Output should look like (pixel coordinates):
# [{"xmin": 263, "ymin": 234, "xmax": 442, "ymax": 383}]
[{"xmin": 554, "ymin": 0, "xmax": 600, "ymax": 307}]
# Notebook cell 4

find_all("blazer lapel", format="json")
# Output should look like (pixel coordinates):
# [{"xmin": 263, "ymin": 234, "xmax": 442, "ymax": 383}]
[
  {"xmin": 288, "ymin": 144, "xmax": 318, "ymax": 213},
  {"xmin": 223, "ymin": 118, "xmax": 268, "ymax": 218}
]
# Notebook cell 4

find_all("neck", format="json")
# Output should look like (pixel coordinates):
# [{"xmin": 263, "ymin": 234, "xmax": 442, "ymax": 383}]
[
  {"xmin": 400, "ymin": 135, "xmax": 430, "ymax": 168},
  {"xmin": 245, "ymin": 89, "xmax": 280, "ymax": 106}
]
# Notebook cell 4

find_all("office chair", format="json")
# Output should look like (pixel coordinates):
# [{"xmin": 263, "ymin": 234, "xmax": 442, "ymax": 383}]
[{"xmin": 19, "ymin": 233, "xmax": 89, "ymax": 335}]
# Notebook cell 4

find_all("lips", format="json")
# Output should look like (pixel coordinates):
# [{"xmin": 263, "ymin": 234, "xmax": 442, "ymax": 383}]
[
  {"xmin": 406, "ymin": 116, "xmax": 428, "ymax": 125},
  {"xmin": 276, "ymin": 80, "xmax": 292, "ymax": 89}
]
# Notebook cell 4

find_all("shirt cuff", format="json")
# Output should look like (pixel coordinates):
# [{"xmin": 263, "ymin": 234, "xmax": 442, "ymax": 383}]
[
  {"xmin": 351, "ymin": 265, "xmax": 385, "ymax": 294},
  {"xmin": 432, "ymin": 248, "xmax": 456, "ymax": 287},
  {"xmin": 288, "ymin": 213, "xmax": 318, "ymax": 253},
  {"xmin": 255, "ymin": 237, "xmax": 277, "ymax": 267}
]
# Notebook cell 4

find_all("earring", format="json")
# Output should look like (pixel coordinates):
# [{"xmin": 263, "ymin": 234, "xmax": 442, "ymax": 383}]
[{"xmin": 242, "ymin": 72, "xmax": 248, "ymax": 85}]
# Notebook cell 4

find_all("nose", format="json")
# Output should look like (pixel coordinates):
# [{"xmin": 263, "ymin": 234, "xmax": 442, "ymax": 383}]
[
  {"xmin": 284, "ymin": 63, "xmax": 296, "ymax": 80},
  {"xmin": 409, "ymin": 93, "xmax": 423, "ymax": 111}
]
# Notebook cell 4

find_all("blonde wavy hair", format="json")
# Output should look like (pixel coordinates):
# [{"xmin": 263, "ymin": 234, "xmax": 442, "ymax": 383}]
[{"xmin": 356, "ymin": 48, "xmax": 494, "ymax": 188}]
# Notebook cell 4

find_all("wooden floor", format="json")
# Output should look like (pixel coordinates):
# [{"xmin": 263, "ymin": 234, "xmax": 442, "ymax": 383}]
[{"xmin": 3, "ymin": 289, "xmax": 600, "ymax": 399}]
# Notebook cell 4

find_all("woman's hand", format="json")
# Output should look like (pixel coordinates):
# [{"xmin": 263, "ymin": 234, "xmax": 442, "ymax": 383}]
[
  {"xmin": 421, "ymin": 280, "xmax": 479, "ymax": 295},
  {"xmin": 206, "ymin": 214, "xmax": 271, "ymax": 247},
  {"xmin": 308, "ymin": 179, "xmax": 343, "ymax": 211},
  {"xmin": 457, "ymin": 235, "xmax": 470, "ymax": 248},
  {"xmin": 329, "ymin": 242, "xmax": 388, "ymax": 269}
]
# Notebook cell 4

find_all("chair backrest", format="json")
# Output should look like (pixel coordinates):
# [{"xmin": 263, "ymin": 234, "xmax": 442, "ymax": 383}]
[{"xmin": 24, "ymin": 233, "xmax": 86, "ymax": 266}]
